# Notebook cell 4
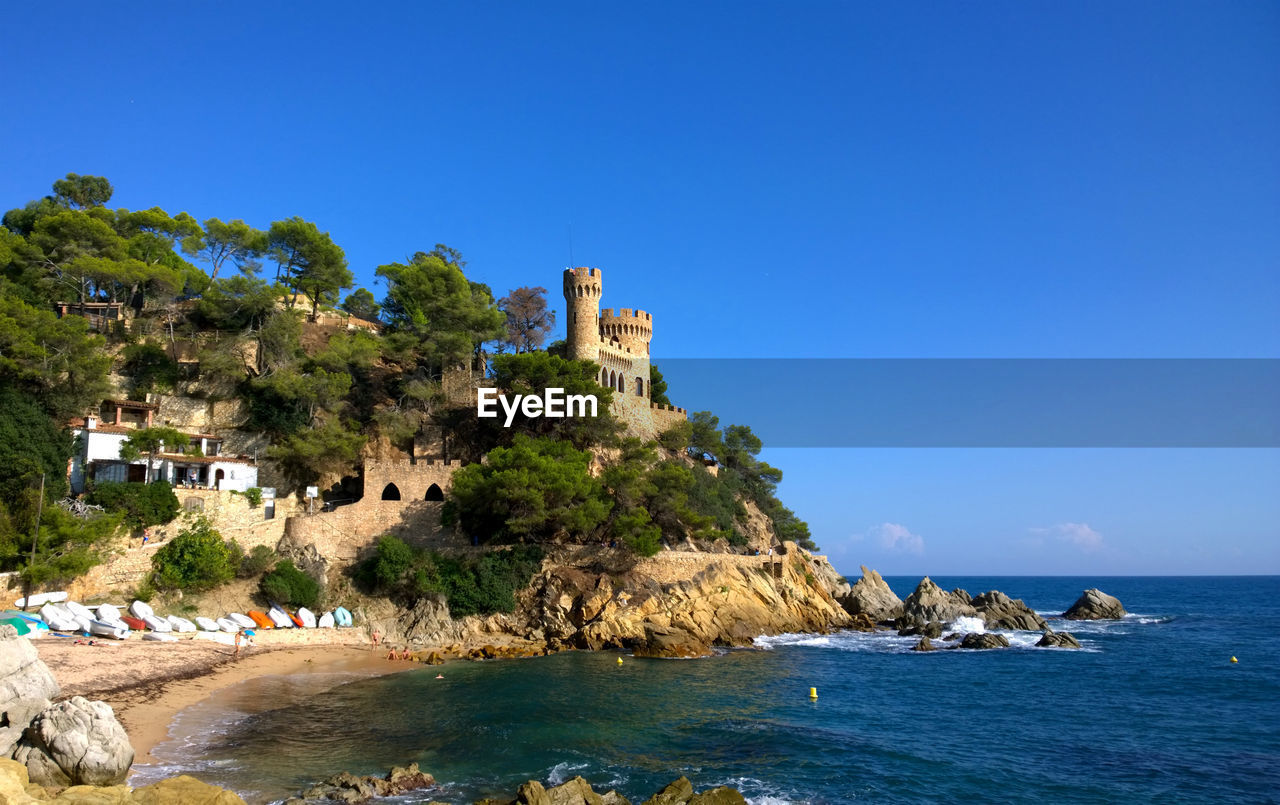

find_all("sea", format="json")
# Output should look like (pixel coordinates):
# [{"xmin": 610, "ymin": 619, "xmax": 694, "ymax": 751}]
[{"xmin": 129, "ymin": 576, "xmax": 1280, "ymax": 804}]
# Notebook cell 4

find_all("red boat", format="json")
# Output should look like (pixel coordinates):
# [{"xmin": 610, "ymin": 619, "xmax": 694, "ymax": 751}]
[{"xmin": 120, "ymin": 615, "xmax": 147, "ymax": 631}]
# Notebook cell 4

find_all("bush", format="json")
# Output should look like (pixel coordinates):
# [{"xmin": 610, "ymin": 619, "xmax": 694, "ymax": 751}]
[
  {"xmin": 151, "ymin": 518, "xmax": 235, "ymax": 591},
  {"xmin": 243, "ymin": 487, "xmax": 263, "ymax": 507},
  {"xmin": 359, "ymin": 538, "xmax": 544, "ymax": 618},
  {"xmin": 260, "ymin": 560, "xmax": 320, "ymax": 608},
  {"xmin": 121, "ymin": 343, "xmax": 179, "ymax": 395},
  {"xmin": 88, "ymin": 481, "xmax": 180, "ymax": 529},
  {"xmin": 237, "ymin": 544, "xmax": 276, "ymax": 578}
]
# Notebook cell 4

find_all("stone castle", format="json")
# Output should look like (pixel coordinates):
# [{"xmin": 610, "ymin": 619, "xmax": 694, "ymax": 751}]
[{"xmin": 563, "ymin": 267, "xmax": 686, "ymax": 439}]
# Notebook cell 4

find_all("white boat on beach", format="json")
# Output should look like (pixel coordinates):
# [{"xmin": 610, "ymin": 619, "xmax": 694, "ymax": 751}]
[
  {"xmin": 129, "ymin": 600, "xmax": 154, "ymax": 619},
  {"xmin": 195, "ymin": 616, "xmax": 221, "ymax": 632},
  {"xmin": 216, "ymin": 617, "xmax": 241, "ymax": 632},
  {"xmin": 228, "ymin": 612, "xmax": 255, "ymax": 629},
  {"xmin": 166, "ymin": 615, "xmax": 197, "ymax": 632},
  {"xmin": 267, "ymin": 607, "xmax": 292, "ymax": 628},
  {"xmin": 39, "ymin": 604, "xmax": 80, "ymax": 632},
  {"xmin": 63, "ymin": 601, "xmax": 95, "ymax": 632},
  {"xmin": 317, "ymin": 612, "xmax": 335, "ymax": 628},
  {"xmin": 96, "ymin": 604, "xmax": 124, "ymax": 624},
  {"xmin": 89, "ymin": 620, "xmax": 129, "ymax": 639},
  {"xmin": 14, "ymin": 591, "xmax": 67, "ymax": 608},
  {"xmin": 296, "ymin": 607, "xmax": 317, "ymax": 628},
  {"xmin": 142, "ymin": 631, "xmax": 178, "ymax": 642},
  {"xmin": 141, "ymin": 614, "xmax": 172, "ymax": 632}
]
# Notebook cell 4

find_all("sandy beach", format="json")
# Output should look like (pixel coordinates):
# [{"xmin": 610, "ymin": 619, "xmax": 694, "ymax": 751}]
[{"xmin": 35, "ymin": 629, "xmax": 410, "ymax": 769}]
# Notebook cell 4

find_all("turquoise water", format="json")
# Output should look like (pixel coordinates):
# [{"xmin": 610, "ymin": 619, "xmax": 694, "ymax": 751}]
[{"xmin": 134, "ymin": 577, "xmax": 1280, "ymax": 803}]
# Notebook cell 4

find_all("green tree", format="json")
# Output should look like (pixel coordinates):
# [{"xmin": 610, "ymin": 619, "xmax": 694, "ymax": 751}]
[
  {"xmin": 150, "ymin": 517, "xmax": 235, "ymax": 591},
  {"xmin": 121, "ymin": 343, "xmax": 179, "ymax": 396},
  {"xmin": 649, "ymin": 363, "xmax": 671, "ymax": 406},
  {"xmin": 266, "ymin": 417, "xmax": 366, "ymax": 490},
  {"xmin": 0, "ymin": 295, "xmax": 111, "ymax": 418},
  {"xmin": 1, "ymin": 504, "xmax": 118, "ymax": 584},
  {"xmin": 687, "ymin": 411, "xmax": 725, "ymax": 463},
  {"xmin": 376, "ymin": 247, "xmax": 505, "ymax": 370},
  {"xmin": 182, "ymin": 218, "xmax": 267, "ymax": 279},
  {"xmin": 448, "ymin": 436, "xmax": 609, "ymax": 543},
  {"xmin": 0, "ymin": 387, "xmax": 72, "ymax": 505},
  {"xmin": 195, "ymin": 275, "xmax": 284, "ymax": 331},
  {"xmin": 486, "ymin": 352, "xmax": 619, "ymax": 448},
  {"xmin": 267, "ymin": 217, "xmax": 351, "ymax": 318},
  {"xmin": 86, "ymin": 481, "xmax": 180, "ymax": 530},
  {"xmin": 118, "ymin": 426, "xmax": 191, "ymax": 483},
  {"xmin": 52, "ymin": 173, "xmax": 113, "ymax": 209},
  {"xmin": 340, "ymin": 287, "xmax": 381, "ymax": 321}
]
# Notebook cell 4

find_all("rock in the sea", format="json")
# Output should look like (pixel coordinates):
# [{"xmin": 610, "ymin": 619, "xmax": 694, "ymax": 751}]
[
  {"xmin": 13, "ymin": 696, "xmax": 133, "ymax": 787},
  {"xmin": 1062, "ymin": 588, "xmax": 1126, "ymax": 620},
  {"xmin": 897, "ymin": 621, "xmax": 943, "ymax": 639},
  {"xmin": 132, "ymin": 774, "xmax": 249, "ymax": 804},
  {"xmin": 291, "ymin": 763, "xmax": 435, "ymax": 803},
  {"xmin": 633, "ymin": 624, "xmax": 712, "ymax": 659},
  {"xmin": 839, "ymin": 566, "xmax": 904, "ymax": 622},
  {"xmin": 958, "ymin": 632, "xmax": 1010, "ymax": 650},
  {"xmin": 911, "ymin": 637, "xmax": 937, "ymax": 652},
  {"xmin": 898, "ymin": 577, "xmax": 977, "ymax": 628},
  {"xmin": 1036, "ymin": 631, "xmax": 1082, "ymax": 649},
  {"xmin": 0, "ymin": 624, "xmax": 61, "ymax": 757},
  {"xmin": 971, "ymin": 591, "xmax": 1048, "ymax": 631}
]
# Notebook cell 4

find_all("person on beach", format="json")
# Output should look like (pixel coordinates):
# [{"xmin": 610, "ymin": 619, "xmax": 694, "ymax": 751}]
[
  {"xmin": 234, "ymin": 630, "xmax": 243, "ymax": 657},
  {"xmin": 387, "ymin": 647, "xmax": 397, "ymax": 660}
]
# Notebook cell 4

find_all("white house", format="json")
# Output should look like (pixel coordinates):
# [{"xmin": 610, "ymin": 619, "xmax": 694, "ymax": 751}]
[{"xmin": 69, "ymin": 400, "xmax": 258, "ymax": 494}]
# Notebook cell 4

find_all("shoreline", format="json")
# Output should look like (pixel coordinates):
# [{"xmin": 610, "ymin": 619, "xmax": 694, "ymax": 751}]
[{"xmin": 36, "ymin": 630, "xmax": 411, "ymax": 769}]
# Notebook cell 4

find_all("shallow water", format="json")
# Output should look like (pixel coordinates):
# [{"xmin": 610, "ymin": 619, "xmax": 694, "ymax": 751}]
[{"xmin": 132, "ymin": 577, "xmax": 1280, "ymax": 803}]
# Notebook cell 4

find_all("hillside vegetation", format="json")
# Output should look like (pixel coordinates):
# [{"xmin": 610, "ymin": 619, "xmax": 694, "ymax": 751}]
[{"xmin": 0, "ymin": 173, "xmax": 816, "ymax": 606}]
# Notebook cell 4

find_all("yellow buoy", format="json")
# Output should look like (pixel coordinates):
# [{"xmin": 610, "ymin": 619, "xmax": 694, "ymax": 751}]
[
  {"xmin": 1231, "ymin": 656, "xmax": 1238, "ymax": 663},
  {"xmin": 617, "ymin": 657, "xmax": 624, "ymax": 665},
  {"xmin": 809, "ymin": 687, "xmax": 818, "ymax": 699}
]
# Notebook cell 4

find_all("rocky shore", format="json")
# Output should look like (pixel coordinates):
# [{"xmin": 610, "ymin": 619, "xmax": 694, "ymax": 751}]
[
  {"xmin": 284, "ymin": 766, "xmax": 746, "ymax": 805},
  {"xmin": 4, "ymin": 561, "xmax": 1131, "ymax": 804}
]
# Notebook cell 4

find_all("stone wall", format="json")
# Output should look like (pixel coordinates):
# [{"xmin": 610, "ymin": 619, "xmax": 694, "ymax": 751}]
[{"xmin": 65, "ymin": 490, "xmax": 302, "ymax": 599}]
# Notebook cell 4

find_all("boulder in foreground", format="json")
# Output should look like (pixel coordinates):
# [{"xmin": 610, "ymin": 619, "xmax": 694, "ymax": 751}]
[
  {"xmin": 13, "ymin": 696, "xmax": 134, "ymax": 787},
  {"xmin": 0, "ymin": 624, "xmax": 61, "ymax": 758},
  {"xmin": 1062, "ymin": 589, "xmax": 1126, "ymax": 620}
]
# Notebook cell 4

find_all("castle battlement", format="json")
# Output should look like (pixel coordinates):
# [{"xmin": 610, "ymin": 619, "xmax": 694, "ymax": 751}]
[
  {"xmin": 651, "ymin": 404, "xmax": 687, "ymax": 415},
  {"xmin": 601, "ymin": 308, "xmax": 652, "ymax": 322}
]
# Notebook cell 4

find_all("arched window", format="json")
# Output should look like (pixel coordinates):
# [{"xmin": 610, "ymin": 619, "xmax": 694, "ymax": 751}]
[
  {"xmin": 635, "ymin": 377, "xmax": 644, "ymax": 396},
  {"xmin": 601, "ymin": 368, "xmax": 608, "ymax": 385},
  {"xmin": 381, "ymin": 483, "xmax": 401, "ymax": 501},
  {"xmin": 424, "ymin": 483, "xmax": 444, "ymax": 502},
  {"xmin": 609, "ymin": 370, "xmax": 617, "ymax": 389}
]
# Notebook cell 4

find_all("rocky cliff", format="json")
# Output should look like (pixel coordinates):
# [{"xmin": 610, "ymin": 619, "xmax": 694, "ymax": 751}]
[{"xmin": 365, "ymin": 544, "xmax": 853, "ymax": 657}]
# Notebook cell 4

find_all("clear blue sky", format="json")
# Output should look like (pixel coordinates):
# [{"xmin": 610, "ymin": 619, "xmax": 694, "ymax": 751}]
[{"xmin": 4, "ymin": 2, "xmax": 1277, "ymax": 574}]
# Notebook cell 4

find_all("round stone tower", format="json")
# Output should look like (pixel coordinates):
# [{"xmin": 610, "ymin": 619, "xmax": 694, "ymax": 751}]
[{"xmin": 563, "ymin": 267, "xmax": 602, "ymax": 362}]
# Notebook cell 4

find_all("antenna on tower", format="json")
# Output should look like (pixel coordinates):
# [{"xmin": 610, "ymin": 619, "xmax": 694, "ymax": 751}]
[{"xmin": 568, "ymin": 222, "xmax": 575, "ymax": 268}]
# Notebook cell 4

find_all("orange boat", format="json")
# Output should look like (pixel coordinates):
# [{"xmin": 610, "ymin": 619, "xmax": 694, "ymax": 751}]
[
  {"xmin": 289, "ymin": 612, "xmax": 304, "ymax": 628},
  {"xmin": 247, "ymin": 610, "xmax": 274, "ymax": 629}
]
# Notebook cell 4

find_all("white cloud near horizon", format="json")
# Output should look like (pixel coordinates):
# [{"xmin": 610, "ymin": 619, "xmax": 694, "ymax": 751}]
[
  {"xmin": 870, "ymin": 522, "xmax": 925, "ymax": 554},
  {"xmin": 1031, "ymin": 522, "xmax": 1104, "ymax": 552}
]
